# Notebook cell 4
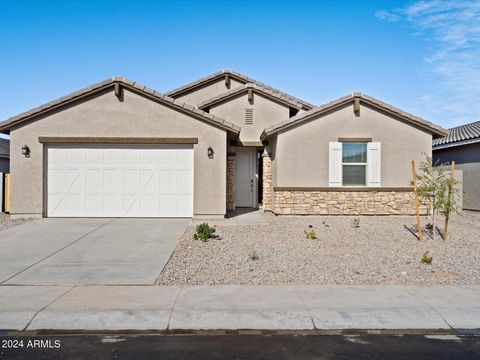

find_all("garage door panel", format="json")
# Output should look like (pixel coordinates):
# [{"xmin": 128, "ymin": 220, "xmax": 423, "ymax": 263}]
[
  {"xmin": 49, "ymin": 148, "xmax": 66, "ymax": 166},
  {"xmin": 140, "ymin": 169, "xmax": 156, "ymax": 192},
  {"xmin": 48, "ymin": 169, "xmax": 65, "ymax": 192},
  {"xmin": 123, "ymin": 194, "xmax": 139, "ymax": 216},
  {"xmin": 47, "ymin": 145, "xmax": 193, "ymax": 217},
  {"xmin": 104, "ymin": 169, "xmax": 122, "ymax": 193},
  {"xmin": 177, "ymin": 169, "xmax": 193, "ymax": 193},
  {"xmin": 124, "ymin": 169, "xmax": 139, "ymax": 192},
  {"xmin": 86, "ymin": 169, "xmax": 104, "ymax": 192},
  {"xmin": 104, "ymin": 149, "xmax": 122, "ymax": 165},
  {"xmin": 177, "ymin": 194, "xmax": 193, "ymax": 217},
  {"xmin": 66, "ymin": 148, "xmax": 85, "ymax": 166},
  {"xmin": 86, "ymin": 148, "xmax": 103, "ymax": 166},
  {"xmin": 104, "ymin": 195, "xmax": 122, "ymax": 216},
  {"xmin": 67, "ymin": 194, "xmax": 85, "ymax": 217},
  {"xmin": 159, "ymin": 195, "xmax": 176, "ymax": 217},
  {"xmin": 159, "ymin": 169, "xmax": 177, "ymax": 193},
  {"xmin": 123, "ymin": 150, "xmax": 139, "ymax": 165},
  {"xmin": 140, "ymin": 194, "xmax": 157, "ymax": 216},
  {"xmin": 86, "ymin": 194, "xmax": 104, "ymax": 216},
  {"xmin": 48, "ymin": 193, "xmax": 65, "ymax": 217},
  {"xmin": 159, "ymin": 150, "xmax": 177, "ymax": 167},
  {"xmin": 65, "ymin": 169, "xmax": 83, "ymax": 192}
]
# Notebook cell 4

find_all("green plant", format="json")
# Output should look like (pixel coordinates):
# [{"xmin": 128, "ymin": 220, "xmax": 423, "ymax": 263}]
[
  {"xmin": 304, "ymin": 225, "xmax": 317, "ymax": 239},
  {"xmin": 421, "ymin": 251, "xmax": 433, "ymax": 265},
  {"xmin": 415, "ymin": 155, "xmax": 461, "ymax": 240},
  {"xmin": 249, "ymin": 250, "xmax": 259, "ymax": 261},
  {"xmin": 351, "ymin": 217, "xmax": 360, "ymax": 228},
  {"xmin": 193, "ymin": 223, "xmax": 216, "ymax": 242}
]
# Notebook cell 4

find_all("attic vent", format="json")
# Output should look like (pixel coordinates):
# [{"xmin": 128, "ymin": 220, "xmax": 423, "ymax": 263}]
[{"xmin": 245, "ymin": 108, "xmax": 254, "ymax": 125}]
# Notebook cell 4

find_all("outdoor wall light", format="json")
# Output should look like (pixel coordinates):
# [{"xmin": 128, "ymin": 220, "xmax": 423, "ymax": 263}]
[
  {"xmin": 207, "ymin": 146, "xmax": 214, "ymax": 159},
  {"xmin": 21, "ymin": 145, "xmax": 30, "ymax": 158}
]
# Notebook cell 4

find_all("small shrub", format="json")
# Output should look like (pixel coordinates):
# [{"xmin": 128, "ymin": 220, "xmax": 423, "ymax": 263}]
[
  {"xmin": 304, "ymin": 229, "xmax": 317, "ymax": 239},
  {"xmin": 193, "ymin": 223, "xmax": 216, "ymax": 242},
  {"xmin": 249, "ymin": 250, "xmax": 259, "ymax": 261},
  {"xmin": 421, "ymin": 251, "xmax": 433, "ymax": 265},
  {"xmin": 351, "ymin": 217, "xmax": 360, "ymax": 228}
]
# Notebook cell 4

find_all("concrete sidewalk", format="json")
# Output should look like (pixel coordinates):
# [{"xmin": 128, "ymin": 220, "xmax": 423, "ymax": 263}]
[{"xmin": 1, "ymin": 285, "xmax": 479, "ymax": 332}]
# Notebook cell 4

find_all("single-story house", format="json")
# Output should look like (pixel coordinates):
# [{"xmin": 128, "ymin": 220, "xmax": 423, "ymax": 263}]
[
  {"xmin": 433, "ymin": 121, "xmax": 480, "ymax": 211},
  {"xmin": 0, "ymin": 70, "xmax": 447, "ymax": 218},
  {"xmin": 0, "ymin": 138, "xmax": 10, "ymax": 173}
]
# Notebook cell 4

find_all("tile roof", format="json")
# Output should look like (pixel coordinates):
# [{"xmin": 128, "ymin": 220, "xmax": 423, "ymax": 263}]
[
  {"xmin": 261, "ymin": 93, "xmax": 448, "ymax": 139},
  {"xmin": 432, "ymin": 120, "xmax": 480, "ymax": 149},
  {"xmin": 198, "ymin": 83, "xmax": 305, "ymax": 110},
  {"xmin": 166, "ymin": 69, "xmax": 315, "ymax": 110},
  {"xmin": 0, "ymin": 77, "xmax": 240, "ymax": 134}
]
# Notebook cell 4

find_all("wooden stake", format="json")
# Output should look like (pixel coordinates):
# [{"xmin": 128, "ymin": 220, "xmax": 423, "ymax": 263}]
[
  {"xmin": 412, "ymin": 161, "xmax": 422, "ymax": 241},
  {"xmin": 444, "ymin": 161, "xmax": 455, "ymax": 241}
]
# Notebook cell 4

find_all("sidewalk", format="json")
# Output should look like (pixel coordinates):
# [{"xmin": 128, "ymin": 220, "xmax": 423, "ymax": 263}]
[{"xmin": 1, "ymin": 285, "xmax": 479, "ymax": 332}]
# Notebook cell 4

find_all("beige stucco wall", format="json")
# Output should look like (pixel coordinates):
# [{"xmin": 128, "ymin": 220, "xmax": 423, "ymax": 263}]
[
  {"xmin": 173, "ymin": 78, "xmax": 244, "ymax": 105},
  {"xmin": 9, "ymin": 88, "xmax": 227, "ymax": 217},
  {"xmin": 209, "ymin": 92, "xmax": 290, "ymax": 143},
  {"xmin": 272, "ymin": 103, "xmax": 432, "ymax": 187}
]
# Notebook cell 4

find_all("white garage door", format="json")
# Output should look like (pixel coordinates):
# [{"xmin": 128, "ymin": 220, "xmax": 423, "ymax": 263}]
[{"xmin": 47, "ymin": 144, "xmax": 194, "ymax": 217}]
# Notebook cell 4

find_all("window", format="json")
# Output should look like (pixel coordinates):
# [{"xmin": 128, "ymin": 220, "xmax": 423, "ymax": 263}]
[{"xmin": 342, "ymin": 142, "xmax": 367, "ymax": 186}]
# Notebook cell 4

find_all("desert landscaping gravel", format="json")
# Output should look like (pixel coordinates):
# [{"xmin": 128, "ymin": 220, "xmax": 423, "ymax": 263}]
[
  {"xmin": 0, "ymin": 213, "xmax": 34, "ymax": 230},
  {"xmin": 158, "ymin": 212, "xmax": 480, "ymax": 285}
]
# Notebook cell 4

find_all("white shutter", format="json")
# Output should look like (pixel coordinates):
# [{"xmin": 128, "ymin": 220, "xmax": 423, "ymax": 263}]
[
  {"xmin": 329, "ymin": 142, "xmax": 342, "ymax": 186},
  {"xmin": 367, "ymin": 142, "xmax": 381, "ymax": 187}
]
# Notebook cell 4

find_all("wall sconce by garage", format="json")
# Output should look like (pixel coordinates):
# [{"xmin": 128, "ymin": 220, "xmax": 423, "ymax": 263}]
[
  {"xmin": 207, "ymin": 146, "xmax": 214, "ymax": 159},
  {"xmin": 21, "ymin": 145, "xmax": 30, "ymax": 158}
]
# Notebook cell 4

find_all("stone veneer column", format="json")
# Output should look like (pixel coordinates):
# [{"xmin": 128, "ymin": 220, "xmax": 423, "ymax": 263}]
[
  {"xmin": 226, "ymin": 153, "xmax": 236, "ymax": 211},
  {"xmin": 262, "ymin": 150, "xmax": 273, "ymax": 212}
]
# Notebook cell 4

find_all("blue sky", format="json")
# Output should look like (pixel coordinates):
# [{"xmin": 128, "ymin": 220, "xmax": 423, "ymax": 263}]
[{"xmin": 1, "ymin": 0, "xmax": 479, "ymax": 129}]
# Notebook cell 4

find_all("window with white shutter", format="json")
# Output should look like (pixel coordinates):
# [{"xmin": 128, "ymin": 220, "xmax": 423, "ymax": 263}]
[
  {"xmin": 367, "ymin": 142, "xmax": 381, "ymax": 186},
  {"xmin": 342, "ymin": 142, "xmax": 367, "ymax": 186},
  {"xmin": 328, "ymin": 142, "xmax": 342, "ymax": 186},
  {"xmin": 330, "ymin": 141, "xmax": 381, "ymax": 187}
]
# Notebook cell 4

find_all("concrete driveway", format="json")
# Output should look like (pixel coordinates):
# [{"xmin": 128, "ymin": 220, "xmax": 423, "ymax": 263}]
[{"xmin": 0, "ymin": 218, "xmax": 189, "ymax": 285}]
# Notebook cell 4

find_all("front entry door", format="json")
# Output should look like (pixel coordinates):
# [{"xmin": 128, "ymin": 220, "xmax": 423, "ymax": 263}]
[{"xmin": 235, "ymin": 148, "xmax": 255, "ymax": 207}]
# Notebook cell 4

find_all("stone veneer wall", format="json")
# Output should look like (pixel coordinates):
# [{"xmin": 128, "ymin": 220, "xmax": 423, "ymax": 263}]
[
  {"xmin": 226, "ymin": 153, "xmax": 236, "ymax": 211},
  {"xmin": 262, "ymin": 151, "xmax": 273, "ymax": 211},
  {"xmin": 273, "ymin": 190, "xmax": 426, "ymax": 215}
]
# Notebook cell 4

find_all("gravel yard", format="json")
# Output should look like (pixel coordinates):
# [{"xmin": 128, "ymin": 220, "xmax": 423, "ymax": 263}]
[
  {"xmin": 0, "ymin": 213, "xmax": 35, "ymax": 231},
  {"xmin": 158, "ymin": 212, "xmax": 480, "ymax": 285}
]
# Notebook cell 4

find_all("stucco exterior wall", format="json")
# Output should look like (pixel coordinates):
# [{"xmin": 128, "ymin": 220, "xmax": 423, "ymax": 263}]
[
  {"xmin": 209, "ymin": 93, "xmax": 290, "ymax": 143},
  {"xmin": 273, "ymin": 104, "xmax": 432, "ymax": 188},
  {"xmin": 173, "ymin": 78, "xmax": 244, "ymax": 106},
  {"xmin": 434, "ymin": 142, "xmax": 480, "ymax": 211},
  {"xmin": 9, "ymin": 88, "xmax": 227, "ymax": 217}
]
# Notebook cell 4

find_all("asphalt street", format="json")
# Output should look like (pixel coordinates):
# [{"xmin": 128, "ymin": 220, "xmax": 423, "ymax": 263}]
[{"xmin": 1, "ymin": 334, "xmax": 480, "ymax": 359}]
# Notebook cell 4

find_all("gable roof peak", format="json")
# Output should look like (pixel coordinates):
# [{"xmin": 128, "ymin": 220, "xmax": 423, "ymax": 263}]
[
  {"xmin": 261, "ymin": 93, "xmax": 447, "ymax": 140},
  {"xmin": 165, "ymin": 69, "xmax": 315, "ymax": 110},
  {"xmin": 0, "ymin": 77, "xmax": 240, "ymax": 134}
]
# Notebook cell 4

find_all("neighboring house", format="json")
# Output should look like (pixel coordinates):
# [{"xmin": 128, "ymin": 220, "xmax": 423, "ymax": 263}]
[
  {"xmin": 0, "ymin": 138, "xmax": 10, "ymax": 173},
  {"xmin": 0, "ymin": 70, "xmax": 447, "ymax": 218},
  {"xmin": 433, "ymin": 121, "xmax": 480, "ymax": 211}
]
